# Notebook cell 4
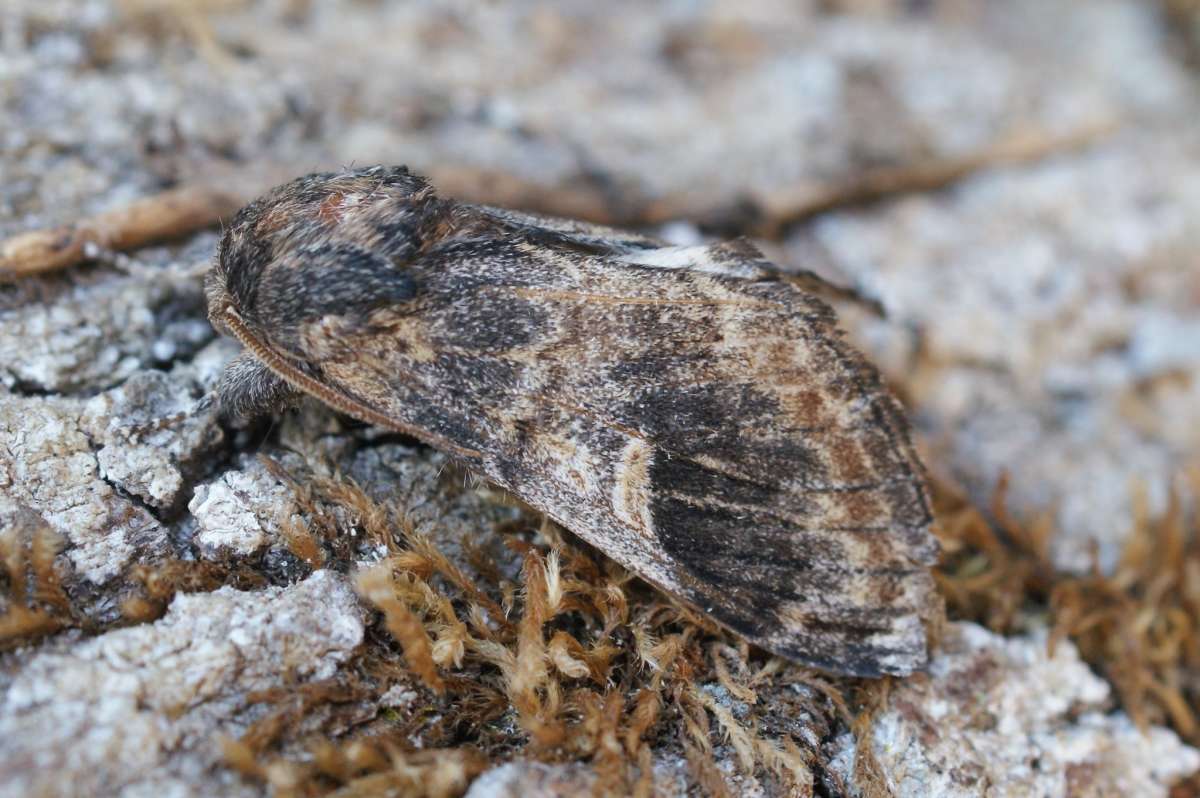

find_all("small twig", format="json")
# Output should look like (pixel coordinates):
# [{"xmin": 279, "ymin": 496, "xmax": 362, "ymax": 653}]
[
  {"xmin": 0, "ymin": 119, "xmax": 1115, "ymax": 281},
  {"xmin": 427, "ymin": 164, "xmax": 624, "ymax": 225},
  {"xmin": 643, "ymin": 118, "xmax": 1120, "ymax": 236},
  {"xmin": 435, "ymin": 119, "xmax": 1118, "ymax": 235},
  {"xmin": 0, "ymin": 185, "xmax": 246, "ymax": 280}
]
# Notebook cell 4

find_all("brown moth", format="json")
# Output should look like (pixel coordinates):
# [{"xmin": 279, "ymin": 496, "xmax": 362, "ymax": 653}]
[{"xmin": 205, "ymin": 165, "xmax": 940, "ymax": 677}]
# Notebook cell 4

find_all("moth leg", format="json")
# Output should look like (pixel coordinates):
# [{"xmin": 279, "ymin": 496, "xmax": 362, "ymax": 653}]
[
  {"xmin": 778, "ymin": 268, "xmax": 887, "ymax": 318},
  {"xmin": 738, "ymin": 242, "xmax": 887, "ymax": 316},
  {"xmin": 212, "ymin": 351, "xmax": 302, "ymax": 425},
  {"xmin": 740, "ymin": 242, "xmax": 886, "ymax": 316}
]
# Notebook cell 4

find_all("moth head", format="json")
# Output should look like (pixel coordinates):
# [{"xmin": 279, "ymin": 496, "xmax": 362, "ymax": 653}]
[{"xmin": 208, "ymin": 165, "xmax": 439, "ymax": 354}]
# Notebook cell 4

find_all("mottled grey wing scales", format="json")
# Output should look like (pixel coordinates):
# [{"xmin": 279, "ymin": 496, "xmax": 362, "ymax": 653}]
[{"xmin": 311, "ymin": 235, "xmax": 939, "ymax": 677}]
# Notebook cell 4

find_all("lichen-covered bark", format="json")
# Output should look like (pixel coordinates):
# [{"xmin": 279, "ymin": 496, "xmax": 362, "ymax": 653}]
[
  {"xmin": 829, "ymin": 624, "xmax": 1200, "ymax": 796},
  {"xmin": 0, "ymin": 571, "xmax": 364, "ymax": 798}
]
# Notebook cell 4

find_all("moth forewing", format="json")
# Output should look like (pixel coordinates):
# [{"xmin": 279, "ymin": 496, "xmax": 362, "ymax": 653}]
[{"xmin": 209, "ymin": 165, "xmax": 941, "ymax": 678}]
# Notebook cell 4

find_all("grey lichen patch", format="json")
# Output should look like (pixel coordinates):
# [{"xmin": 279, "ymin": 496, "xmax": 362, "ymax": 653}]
[
  {"xmin": 189, "ymin": 453, "xmax": 300, "ymax": 559},
  {"xmin": 0, "ymin": 265, "xmax": 212, "ymax": 395},
  {"xmin": 0, "ymin": 393, "xmax": 163, "ymax": 584},
  {"xmin": 80, "ymin": 345, "xmax": 228, "ymax": 512},
  {"xmin": 464, "ymin": 762, "xmax": 598, "ymax": 798},
  {"xmin": 829, "ymin": 622, "xmax": 1200, "ymax": 797},
  {"xmin": 0, "ymin": 569, "xmax": 364, "ymax": 798},
  {"xmin": 0, "ymin": 335, "xmax": 231, "ymax": 584}
]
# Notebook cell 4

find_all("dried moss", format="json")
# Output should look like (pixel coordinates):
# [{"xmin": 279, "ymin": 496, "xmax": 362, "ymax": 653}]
[
  {"xmin": 935, "ymin": 468, "xmax": 1200, "ymax": 746},
  {"xmin": 4, "ymin": 446, "xmax": 1198, "ymax": 796},
  {"xmin": 195, "ymin": 461, "xmax": 847, "ymax": 797},
  {"xmin": 0, "ymin": 517, "xmax": 73, "ymax": 646}
]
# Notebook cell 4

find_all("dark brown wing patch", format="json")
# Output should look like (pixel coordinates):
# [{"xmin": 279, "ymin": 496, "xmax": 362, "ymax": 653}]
[{"xmin": 209, "ymin": 167, "xmax": 941, "ymax": 677}]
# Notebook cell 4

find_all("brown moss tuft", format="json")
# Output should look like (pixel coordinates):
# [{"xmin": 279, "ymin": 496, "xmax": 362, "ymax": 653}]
[
  {"xmin": 281, "ymin": 515, "xmax": 327, "ymax": 568},
  {"xmin": 848, "ymin": 678, "xmax": 893, "ymax": 798},
  {"xmin": 121, "ymin": 558, "xmax": 269, "ymax": 623},
  {"xmin": 1, "ymin": 512, "xmax": 285, "ymax": 649},
  {"xmin": 0, "ymin": 516, "xmax": 73, "ymax": 647},
  {"xmin": 15, "ymin": 436, "xmax": 1192, "ymax": 795},
  {"xmin": 212, "ymin": 470, "xmax": 858, "ymax": 797},
  {"xmin": 1049, "ymin": 476, "xmax": 1200, "ymax": 741},
  {"xmin": 932, "ymin": 471, "xmax": 1057, "ymax": 632},
  {"xmin": 0, "ymin": 603, "xmax": 64, "ymax": 642},
  {"xmin": 355, "ymin": 562, "xmax": 446, "ymax": 694},
  {"xmin": 935, "ymin": 468, "xmax": 1200, "ymax": 746}
]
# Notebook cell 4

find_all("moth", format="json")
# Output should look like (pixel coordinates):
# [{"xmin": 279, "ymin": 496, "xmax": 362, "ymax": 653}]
[{"xmin": 205, "ymin": 165, "xmax": 940, "ymax": 677}]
